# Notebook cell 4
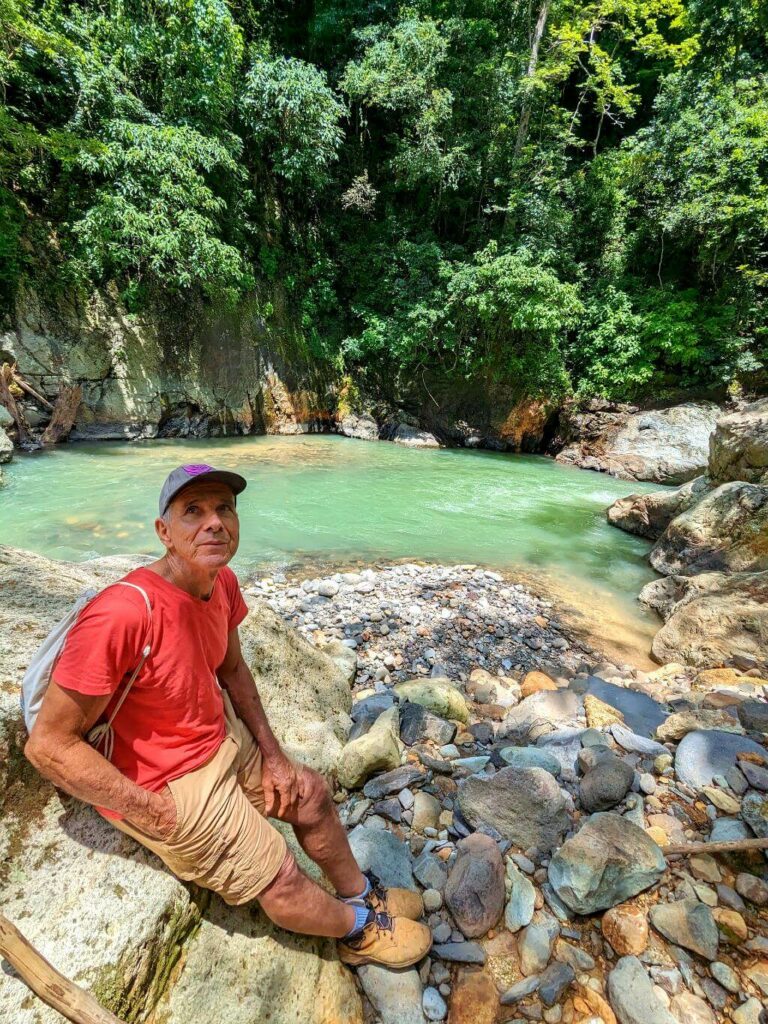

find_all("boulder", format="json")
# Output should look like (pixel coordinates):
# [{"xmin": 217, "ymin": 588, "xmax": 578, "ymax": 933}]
[
  {"xmin": 444, "ymin": 834, "xmax": 505, "ymax": 938},
  {"xmin": 499, "ymin": 746, "xmax": 561, "ymax": 776},
  {"xmin": 457, "ymin": 766, "xmax": 570, "ymax": 852},
  {"xmin": 394, "ymin": 678, "xmax": 469, "ymax": 723},
  {"xmin": 649, "ymin": 899, "xmax": 719, "ymax": 960},
  {"xmin": 607, "ymin": 956, "xmax": 678, "ymax": 1024},
  {"xmin": 601, "ymin": 904, "xmax": 649, "ymax": 956},
  {"xmin": 336, "ymin": 706, "xmax": 402, "ymax": 789},
  {"xmin": 556, "ymin": 402, "xmax": 721, "ymax": 484},
  {"xmin": 579, "ymin": 676, "xmax": 668, "ymax": 737},
  {"xmin": 674, "ymin": 729, "xmax": 768, "ymax": 790},
  {"xmin": 338, "ymin": 412, "xmax": 380, "ymax": 442},
  {"xmin": 649, "ymin": 482, "xmax": 768, "ymax": 576},
  {"xmin": 0, "ymin": 427, "xmax": 12, "ymax": 463},
  {"xmin": 390, "ymin": 423, "xmax": 440, "ymax": 448},
  {"xmin": 500, "ymin": 689, "xmax": 582, "ymax": 743},
  {"xmin": 655, "ymin": 709, "xmax": 742, "ymax": 743},
  {"xmin": 548, "ymin": 813, "xmax": 666, "ymax": 914},
  {"xmin": 709, "ymin": 398, "xmax": 768, "ymax": 484},
  {"xmin": 579, "ymin": 755, "xmax": 634, "ymax": 813},
  {"xmin": 348, "ymin": 825, "xmax": 417, "ymax": 890},
  {"xmin": 358, "ymin": 965, "xmax": 425, "ymax": 1024},
  {"xmin": 607, "ymin": 475, "xmax": 710, "ymax": 540},
  {"xmin": 399, "ymin": 701, "xmax": 457, "ymax": 746},
  {"xmin": 650, "ymin": 571, "xmax": 768, "ymax": 668}
]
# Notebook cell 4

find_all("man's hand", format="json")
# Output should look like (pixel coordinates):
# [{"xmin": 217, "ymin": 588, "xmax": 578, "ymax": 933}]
[
  {"xmin": 130, "ymin": 788, "xmax": 178, "ymax": 842},
  {"xmin": 262, "ymin": 749, "xmax": 304, "ymax": 816}
]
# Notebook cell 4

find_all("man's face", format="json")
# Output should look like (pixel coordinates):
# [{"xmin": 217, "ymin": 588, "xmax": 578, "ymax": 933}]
[{"xmin": 156, "ymin": 481, "xmax": 240, "ymax": 571}]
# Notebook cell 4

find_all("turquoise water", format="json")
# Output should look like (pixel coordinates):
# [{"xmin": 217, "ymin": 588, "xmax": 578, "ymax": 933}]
[{"xmin": 0, "ymin": 435, "xmax": 661, "ymax": 655}]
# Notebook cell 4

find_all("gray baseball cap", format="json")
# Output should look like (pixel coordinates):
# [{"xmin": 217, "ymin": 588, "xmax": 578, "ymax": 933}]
[{"xmin": 158, "ymin": 463, "xmax": 247, "ymax": 516}]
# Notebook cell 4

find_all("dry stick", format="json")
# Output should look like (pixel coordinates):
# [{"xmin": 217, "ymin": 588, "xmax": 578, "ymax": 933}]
[
  {"xmin": 12, "ymin": 369, "xmax": 54, "ymax": 410},
  {"xmin": 0, "ymin": 914, "xmax": 127, "ymax": 1024},
  {"xmin": 663, "ymin": 836, "xmax": 768, "ymax": 857}
]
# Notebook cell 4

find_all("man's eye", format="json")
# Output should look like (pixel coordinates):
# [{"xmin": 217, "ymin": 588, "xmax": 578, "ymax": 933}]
[{"xmin": 186, "ymin": 505, "xmax": 198, "ymax": 514}]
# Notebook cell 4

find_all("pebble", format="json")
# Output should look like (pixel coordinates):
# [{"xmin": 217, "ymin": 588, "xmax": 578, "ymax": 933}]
[
  {"xmin": 710, "ymin": 961, "xmax": 740, "ymax": 993},
  {"xmin": 431, "ymin": 942, "xmax": 486, "ymax": 964},
  {"xmin": 422, "ymin": 987, "xmax": 447, "ymax": 1021},
  {"xmin": 519, "ymin": 923, "xmax": 554, "ymax": 976},
  {"xmin": 423, "ymin": 888, "xmax": 442, "ymax": 912},
  {"xmin": 736, "ymin": 871, "xmax": 768, "ymax": 906}
]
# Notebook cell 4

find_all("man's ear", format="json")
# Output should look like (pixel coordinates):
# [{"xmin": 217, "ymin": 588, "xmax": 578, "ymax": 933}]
[{"xmin": 155, "ymin": 516, "xmax": 172, "ymax": 550}]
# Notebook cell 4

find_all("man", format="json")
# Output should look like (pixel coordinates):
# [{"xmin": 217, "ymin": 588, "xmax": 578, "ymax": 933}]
[{"xmin": 25, "ymin": 463, "xmax": 431, "ymax": 967}]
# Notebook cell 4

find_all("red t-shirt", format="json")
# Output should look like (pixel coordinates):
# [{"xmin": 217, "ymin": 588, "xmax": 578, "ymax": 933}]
[{"xmin": 53, "ymin": 565, "xmax": 249, "ymax": 818}]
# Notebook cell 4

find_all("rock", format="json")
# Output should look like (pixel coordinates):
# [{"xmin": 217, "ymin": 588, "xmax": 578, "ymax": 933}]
[
  {"xmin": 423, "ymin": 888, "xmax": 443, "ymax": 912},
  {"xmin": 391, "ymin": 423, "xmax": 441, "ymax": 448},
  {"xmin": 336, "ymin": 706, "xmax": 402, "ymax": 789},
  {"xmin": 363, "ymin": 764, "xmax": 426, "ymax": 799},
  {"xmin": 745, "ymin": 960, "xmax": 768, "ymax": 996},
  {"xmin": 710, "ymin": 960, "xmax": 740, "ymax": 993},
  {"xmin": 579, "ymin": 756, "xmax": 635, "ymax": 812},
  {"xmin": 338, "ymin": 412, "xmax": 380, "ymax": 442},
  {"xmin": 413, "ymin": 852, "xmax": 449, "ymax": 892},
  {"xmin": 610, "ymin": 723, "xmax": 667, "ymax": 757},
  {"xmin": 741, "ymin": 790, "xmax": 768, "ymax": 837},
  {"xmin": 0, "ymin": 427, "xmax": 12, "ymax": 463},
  {"xmin": 521, "ymin": 670, "xmax": 558, "ymax": 697},
  {"xmin": 701, "ymin": 786, "xmax": 741, "ymax": 813},
  {"xmin": 738, "ymin": 700, "xmax": 768, "ymax": 733},
  {"xmin": 557, "ymin": 402, "xmax": 720, "ymax": 484},
  {"xmin": 500, "ymin": 975, "xmax": 542, "ymax": 1005},
  {"xmin": 350, "ymin": 692, "xmax": 396, "ymax": 723},
  {"xmin": 648, "ymin": 899, "xmax": 719, "ymax": 959},
  {"xmin": 412, "ymin": 791, "xmax": 442, "ymax": 834},
  {"xmin": 317, "ymin": 579, "xmax": 340, "ymax": 598},
  {"xmin": 422, "ymin": 987, "xmax": 447, "ymax": 1022},
  {"xmin": 584, "ymin": 693, "xmax": 625, "ymax": 728},
  {"xmin": 457, "ymin": 766, "xmax": 570, "ymax": 852},
  {"xmin": 670, "ymin": 992, "xmax": 716, "ymax": 1024},
  {"xmin": 712, "ymin": 907, "xmax": 748, "ymax": 944},
  {"xmin": 607, "ymin": 476, "xmax": 710, "ymax": 540},
  {"xmin": 607, "ymin": 956, "xmax": 678, "ymax": 1024},
  {"xmin": 709, "ymin": 818, "xmax": 753, "ymax": 843},
  {"xmin": 400, "ymin": 702, "xmax": 457, "ymax": 746},
  {"xmin": 650, "ymin": 482, "xmax": 768, "ymax": 576},
  {"xmin": 601, "ymin": 904, "xmax": 649, "ymax": 956},
  {"xmin": 447, "ymin": 968, "xmax": 498, "ymax": 1024},
  {"xmin": 499, "ymin": 746, "xmax": 561, "ymax": 776},
  {"xmin": 581, "ymin": 677, "xmax": 668, "ymax": 737},
  {"xmin": 709, "ymin": 398, "xmax": 768, "ymax": 484},
  {"xmin": 736, "ymin": 871, "xmax": 768, "ymax": 906},
  {"xmin": 519, "ymin": 922, "xmax": 554, "ymax": 976},
  {"xmin": 548, "ymin": 813, "xmax": 666, "ymax": 914},
  {"xmin": 504, "ymin": 862, "xmax": 536, "ymax": 932},
  {"xmin": 394, "ymin": 678, "xmax": 469, "ymax": 723},
  {"xmin": 538, "ymin": 962, "xmax": 575, "ymax": 1006},
  {"xmin": 733, "ymin": 998, "xmax": 764, "ymax": 1024},
  {"xmin": 740, "ymin": 759, "xmax": 768, "ymax": 790},
  {"xmin": 348, "ymin": 826, "xmax": 416, "ymax": 890},
  {"xmin": 431, "ymin": 942, "xmax": 486, "ymax": 964},
  {"xmin": 656, "ymin": 709, "xmax": 742, "ymax": 742},
  {"xmin": 444, "ymin": 834, "xmax": 505, "ymax": 939},
  {"xmin": 535, "ymin": 728, "xmax": 584, "ymax": 782},
  {"xmin": 651, "ymin": 570, "xmax": 768, "ymax": 668},
  {"xmin": 674, "ymin": 729, "xmax": 768, "ymax": 789},
  {"xmin": 500, "ymin": 689, "xmax": 582, "ymax": 743},
  {"xmin": 358, "ymin": 965, "xmax": 425, "ymax": 1024},
  {"xmin": 689, "ymin": 855, "xmax": 721, "ymax": 883}
]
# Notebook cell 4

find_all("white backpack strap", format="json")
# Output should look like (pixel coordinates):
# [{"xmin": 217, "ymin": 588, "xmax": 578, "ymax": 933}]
[{"xmin": 87, "ymin": 581, "xmax": 152, "ymax": 761}]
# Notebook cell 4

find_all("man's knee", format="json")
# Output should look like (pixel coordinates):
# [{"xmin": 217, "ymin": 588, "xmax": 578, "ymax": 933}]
[{"xmin": 299, "ymin": 768, "xmax": 332, "ymax": 819}]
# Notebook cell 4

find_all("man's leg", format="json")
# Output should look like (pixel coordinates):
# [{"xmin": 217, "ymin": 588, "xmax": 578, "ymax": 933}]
[{"xmin": 257, "ymin": 851, "xmax": 357, "ymax": 937}]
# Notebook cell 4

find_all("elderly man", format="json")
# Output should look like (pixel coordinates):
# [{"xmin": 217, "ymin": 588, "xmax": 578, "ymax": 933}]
[{"xmin": 25, "ymin": 463, "xmax": 430, "ymax": 967}]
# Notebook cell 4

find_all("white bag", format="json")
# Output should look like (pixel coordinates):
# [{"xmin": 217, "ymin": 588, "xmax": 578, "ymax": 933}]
[{"xmin": 21, "ymin": 581, "xmax": 152, "ymax": 760}]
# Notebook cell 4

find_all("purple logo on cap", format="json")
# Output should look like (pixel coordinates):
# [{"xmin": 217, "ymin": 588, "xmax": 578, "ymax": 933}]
[{"xmin": 182, "ymin": 464, "xmax": 214, "ymax": 476}]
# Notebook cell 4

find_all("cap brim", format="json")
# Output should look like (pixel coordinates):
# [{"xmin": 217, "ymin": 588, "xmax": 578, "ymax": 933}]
[{"xmin": 164, "ymin": 470, "xmax": 247, "ymax": 512}]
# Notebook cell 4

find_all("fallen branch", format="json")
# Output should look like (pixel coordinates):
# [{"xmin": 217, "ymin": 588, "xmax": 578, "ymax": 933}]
[
  {"xmin": 0, "ymin": 913, "xmax": 127, "ymax": 1024},
  {"xmin": 12, "ymin": 368, "xmax": 54, "ymax": 410},
  {"xmin": 663, "ymin": 836, "xmax": 768, "ymax": 857},
  {"xmin": 41, "ymin": 383, "xmax": 82, "ymax": 445},
  {"xmin": 0, "ymin": 363, "xmax": 31, "ymax": 446}
]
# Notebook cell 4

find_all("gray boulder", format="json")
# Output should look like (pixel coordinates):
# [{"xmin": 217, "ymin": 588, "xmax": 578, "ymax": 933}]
[
  {"xmin": 444, "ymin": 833, "xmax": 505, "ymax": 938},
  {"xmin": 391, "ymin": 423, "xmax": 440, "ymax": 449},
  {"xmin": 709, "ymin": 398, "xmax": 768, "ymax": 484},
  {"xmin": 399, "ymin": 701, "xmax": 457, "ymax": 747},
  {"xmin": 0, "ymin": 427, "xmax": 12, "ymax": 463},
  {"xmin": 649, "ymin": 899, "xmax": 719, "ymax": 960},
  {"xmin": 358, "ymin": 965, "xmax": 425, "ymax": 1024},
  {"xmin": 457, "ymin": 766, "xmax": 571, "ymax": 852},
  {"xmin": 607, "ymin": 475, "xmax": 710, "ymax": 540},
  {"xmin": 608, "ymin": 956, "xmax": 678, "ymax": 1024},
  {"xmin": 580, "ymin": 676, "xmax": 668, "ymax": 737},
  {"xmin": 548, "ymin": 813, "xmax": 665, "ymax": 914},
  {"xmin": 336, "ymin": 706, "xmax": 402, "ymax": 789},
  {"xmin": 348, "ymin": 826, "xmax": 417, "ymax": 891},
  {"xmin": 338, "ymin": 412, "xmax": 380, "ymax": 442},
  {"xmin": 500, "ymin": 689, "xmax": 582, "ymax": 743},
  {"xmin": 674, "ymin": 729, "xmax": 768, "ymax": 790},
  {"xmin": 579, "ymin": 756, "xmax": 634, "ymax": 812}
]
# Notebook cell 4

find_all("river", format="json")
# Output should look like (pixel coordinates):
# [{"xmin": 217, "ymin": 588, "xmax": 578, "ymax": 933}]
[{"xmin": 0, "ymin": 434, "xmax": 662, "ymax": 662}]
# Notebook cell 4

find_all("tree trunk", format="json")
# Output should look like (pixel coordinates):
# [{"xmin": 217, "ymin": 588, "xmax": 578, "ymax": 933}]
[
  {"xmin": 0, "ymin": 913, "xmax": 127, "ymax": 1024},
  {"xmin": 0, "ymin": 363, "xmax": 31, "ymax": 446},
  {"xmin": 514, "ymin": 0, "xmax": 550, "ymax": 158},
  {"xmin": 41, "ymin": 383, "xmax": 83, "ymax": 445}
]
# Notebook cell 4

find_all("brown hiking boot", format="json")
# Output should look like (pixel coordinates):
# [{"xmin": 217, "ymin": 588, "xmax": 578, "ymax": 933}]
[
  {"xmin": 363, "ymin": 870, "xmax": 424, "ymax": 921},
  {"xmin": 338, "ymin": 911, "xmax": 432, "ymax": 968}
]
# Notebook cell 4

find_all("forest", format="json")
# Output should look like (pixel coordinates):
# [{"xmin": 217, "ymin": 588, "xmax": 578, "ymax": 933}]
[{"xmin": 1, "ymin": 0, "xmax": 767, "ymax": 404}]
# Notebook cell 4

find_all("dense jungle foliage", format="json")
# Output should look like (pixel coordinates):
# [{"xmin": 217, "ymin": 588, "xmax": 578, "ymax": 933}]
[{"xmin": 1, "ymin": 0, "xmax": 767, "ymax": 402}]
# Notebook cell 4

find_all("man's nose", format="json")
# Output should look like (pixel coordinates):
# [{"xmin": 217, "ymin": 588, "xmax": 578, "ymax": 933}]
[{"xmin": 203, "ymin": 511, "xmax": 225, "ymax": 532}]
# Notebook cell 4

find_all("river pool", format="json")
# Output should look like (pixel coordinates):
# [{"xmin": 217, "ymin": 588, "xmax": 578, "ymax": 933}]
[{"xmin": 0, "ymin": 434, "xmax": 662, "ymax": 661}]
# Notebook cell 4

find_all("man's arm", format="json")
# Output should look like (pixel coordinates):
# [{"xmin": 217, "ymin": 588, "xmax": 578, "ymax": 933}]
[
  {"xmin": 24, "ymin": 681, "xmax": 176, "ymax": 839},
  {"xmin": 217, "ymin": 627, "xmax": 303, "ymax": 813}
]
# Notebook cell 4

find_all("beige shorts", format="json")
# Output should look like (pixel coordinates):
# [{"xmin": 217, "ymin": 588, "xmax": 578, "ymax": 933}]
[{"xmin": 111, "ymin": 695, "xmax": 288, "ymax": 905}]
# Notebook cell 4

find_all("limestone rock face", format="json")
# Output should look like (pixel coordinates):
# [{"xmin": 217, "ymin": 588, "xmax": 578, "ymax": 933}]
[
  {"xmin": 338, "ymin": 412, "xmax": 379, "ymax": 442},
  {"xmin": 649, "ymin": 482, "xmax": 768, "ymax": 576},
  {"xmin": 556, "ymin": 402, "xmax": 721, "ymax": 484},
  {"xmin": 607, "ymin": 475, "xmax": 710, "ymax": 540},
  {"xmin": 0, "ymin": 545, "xmax": 359, "ymax": 1024},
  {"xmin": 709, "ymin": 398, "xmax": 768, "ymax": 484},
  {"xmin": 650, "ymin": 571, "xmax": 768, "ymax": 668}
]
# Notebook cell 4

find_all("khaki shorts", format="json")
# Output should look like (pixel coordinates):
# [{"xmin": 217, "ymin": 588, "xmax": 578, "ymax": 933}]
[{"xmin": 111, "ymin": 695, "xmax": 288, "ymax": 905}]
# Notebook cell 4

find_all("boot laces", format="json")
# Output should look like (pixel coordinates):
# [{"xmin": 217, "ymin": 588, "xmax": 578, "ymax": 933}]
[{"xmin": 345, "ymin": 909, "xmax": 394, "ymax": 950}]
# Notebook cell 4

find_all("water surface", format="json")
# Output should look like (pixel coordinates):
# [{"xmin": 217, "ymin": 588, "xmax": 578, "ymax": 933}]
[{"xmin": 0, "ymin": 435, "xmax": 662, "ymax": 660}]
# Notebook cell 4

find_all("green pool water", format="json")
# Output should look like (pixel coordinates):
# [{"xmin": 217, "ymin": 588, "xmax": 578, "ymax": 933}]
[{"xmin": 0, "ymin": 434, "xmax": 662, "ymax": 658}]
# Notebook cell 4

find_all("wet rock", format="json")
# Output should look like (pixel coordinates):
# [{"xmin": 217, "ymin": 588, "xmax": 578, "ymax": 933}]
[
  {"xmin": 363, "ymin": 765, "xmax": 426, "ymax": 799},
  {"xmin": 499, "ymin": 746, "xmax": 561, "ymax": 776},
  {"xmin": 538, "ymin": 962, "xmax": 575, "ymax": 1007},
  {"xmin": 336, "ymin": 706, "xmax": 402, "ymax": 789},
  {"xmin": 648, "ymin": 899, "xmax": 719, "ymax": 960},
  {"xmin": 607, "ymin": 955, "xmax": 677, "ymax": 1024},
  {"xmin": 548, "ymin": 813, "xmax": 666, "ymax": 914},
  {"xmin": 581, "ymin": 676, "xmax": 668, "ymax": 737},
  {"xmin": 358, "ymin": 964, "xmax": 425, "ymax": 1024},
  {"xmin": 579, "ymin": 755, "xmax": 634, "ymax": 812},
  {"xmin": 400, "ymin": 702, "xmax": 458, "ymax": 747},
  {"xmin": 348, "ymin": 826, "xmax": 416, "ymax": 890},
  {"xmin": 656, "ymin": 709, "xmax": 742, "ymax": 743},
  {"xmin": 601, "ymin": 903, "xmax": 649, "ymax": 956},
  {"xmin": 674, "ymin": 729, "xmax": 767, "ymax": 790},
  {"xmin": 394, "ymin": 678, "xmax": 469, "ymax": 723},
  {"xmin": 444, "ymin": 834, "xmax": 505, "ymax": 938},
  {"xmin": 457, "ymin": 766, "xmax": 570, "ymax": 852}
]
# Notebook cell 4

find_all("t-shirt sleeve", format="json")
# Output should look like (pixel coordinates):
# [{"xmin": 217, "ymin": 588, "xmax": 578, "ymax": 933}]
[
  {"xmin": 53, "ymin": 589, "xmax": 148, "ymax": 696},
  {"xmin": 224, "ymin": 568, "xmax": 249, "ymax": 631}
]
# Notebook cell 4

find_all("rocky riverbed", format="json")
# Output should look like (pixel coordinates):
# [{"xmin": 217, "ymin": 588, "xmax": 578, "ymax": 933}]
[{"xmin": 244, "ymin": 561, "xmax": 768, "ymax": 1024}]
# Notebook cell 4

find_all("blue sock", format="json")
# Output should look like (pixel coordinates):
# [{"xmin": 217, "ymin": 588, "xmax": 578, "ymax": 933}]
[
  {"xmin": 341, "ymin": 876, "xmax": 372, "ymax": 903},
  {"xmin": 344, "ymin": 903, "xmax": 374, "ymax": 938}
]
